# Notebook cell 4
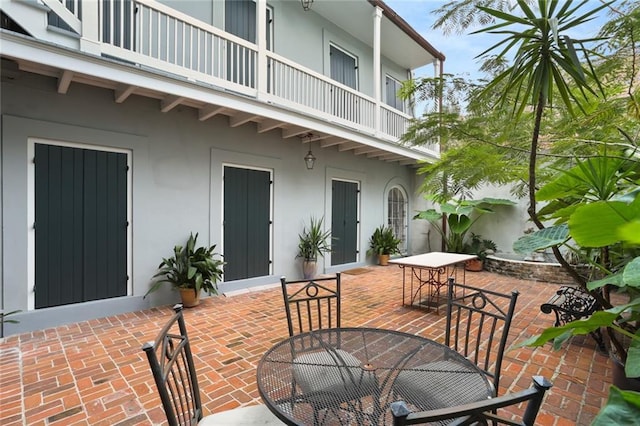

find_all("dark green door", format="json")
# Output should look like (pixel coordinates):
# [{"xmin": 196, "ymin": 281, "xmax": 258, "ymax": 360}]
[
  {"xmin": 331, "ymin": 180, "xmax": 359, "ymax": 265},
  {"xmin": 34, "ymin": 144, "xmax": 128, "ymax": 309},
  {"xmin": 223, "ymin": 166, "xmax": 271, "ymax": 281}
]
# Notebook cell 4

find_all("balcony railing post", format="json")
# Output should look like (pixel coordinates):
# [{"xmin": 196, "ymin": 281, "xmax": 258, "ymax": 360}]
[
  {"xmin": 256, "ymin": 0, "xmax": 268, "ymax": 99},
  {"xmin": 373, "ymin": 6, "xmax": 382, "ymax": 135},
  {"xmin": 80, "ymin": 0, "xmax": 102, "ymax": 55}
]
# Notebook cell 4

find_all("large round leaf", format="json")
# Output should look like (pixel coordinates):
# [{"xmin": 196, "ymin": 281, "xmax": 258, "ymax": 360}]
[{"xmin": 569, "ymin": 201, "xmax": 639, "ymax": 247}]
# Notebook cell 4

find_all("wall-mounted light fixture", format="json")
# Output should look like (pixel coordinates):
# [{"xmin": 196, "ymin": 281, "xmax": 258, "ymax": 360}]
[
  {"xmin": 301, "ymin": 0, "xmax": 313, "ymax": 11},
  {"xmin": 304, "ymin": 150, "xmax": 316, "ymax": 170}
]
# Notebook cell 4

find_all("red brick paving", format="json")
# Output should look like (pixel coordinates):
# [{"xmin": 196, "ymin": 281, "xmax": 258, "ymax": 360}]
[{"xmin": 0, "ymin": 267, "xmax": 611, "ymax": 425}]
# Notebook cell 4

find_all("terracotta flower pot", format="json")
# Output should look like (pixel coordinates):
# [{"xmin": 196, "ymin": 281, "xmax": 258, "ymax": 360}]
[
  {"xmin": 179, "ymin": 288, "xmax": 201, "ymax": 308},
  {"xmin": 378, "ymin": 254, "xmax": 390, "ymax": 266},
  {"xmin": 465, "ymin": 259, "xmax": 484, "ymax": 272}
]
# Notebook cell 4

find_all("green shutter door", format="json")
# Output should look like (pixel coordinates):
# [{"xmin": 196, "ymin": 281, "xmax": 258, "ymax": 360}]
[
  {"xmin": 331, "ymin": 180, "xmax": 358, "ymax": 265},
  {"xmin": 34, "ymin": 144, "xmax": 128, "ymax": 309},
  {"xmin": 224, "ymin": 166, "xmax": 271, "ymax": 281}
]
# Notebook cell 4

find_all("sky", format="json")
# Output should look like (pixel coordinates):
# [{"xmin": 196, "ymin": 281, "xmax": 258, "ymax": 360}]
[{"xmin": 383, "ymin": 0, "xmax": 611, "ymax": 81}]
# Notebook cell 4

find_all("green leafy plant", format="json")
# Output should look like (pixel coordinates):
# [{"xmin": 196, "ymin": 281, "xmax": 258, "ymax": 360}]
[
  {"xmin": 367, "ymin": 226, "xmax": 402, "ymax": 256},
  {"xmin": 0, "ymin": 309, "xmax": 21, "ymax": 338},
  {"xmin": 462, "ymin": 233, "xmax": 497, "ymax": 261},
  {"xmin": 515, "ymin": 165, "xmax": 640, "ymax": 423},
  {"xmin": 414, "ymin": 197, "xmax": 514, "ymax": 253},
  {"xmin": 296, "ymin": 216, "xmax": 332, "ymax": 261},
  {"xmin": 145, "ymin": 233, "xmax": 224, "ymax": 298}
]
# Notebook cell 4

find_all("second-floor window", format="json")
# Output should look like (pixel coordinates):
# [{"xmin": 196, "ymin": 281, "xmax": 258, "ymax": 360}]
[
  {"xmin": 385, "ymin": 75, "xmax": 404, "ymax": 112},
  {"xmin": 330, "ymin": 45, "xmax": 358, "ymax": 90},
  {"xmin": 225, "ymin": 0, "xmax": 273, "ymax": 49}
]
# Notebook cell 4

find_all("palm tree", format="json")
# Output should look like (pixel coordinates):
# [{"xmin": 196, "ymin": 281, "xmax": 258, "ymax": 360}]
[
  {"xmin": 475, "ymin": 0, "xmax": 608, "ymax": 228},
  {"xmin": 468, "ymin": 0, "xmax": 609, "ymax": 284}
]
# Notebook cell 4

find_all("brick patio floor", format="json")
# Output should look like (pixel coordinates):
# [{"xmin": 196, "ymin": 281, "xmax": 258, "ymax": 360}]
[{"xmin": 0, "ymin": 267, "xmax": 610, "ymax": 425}]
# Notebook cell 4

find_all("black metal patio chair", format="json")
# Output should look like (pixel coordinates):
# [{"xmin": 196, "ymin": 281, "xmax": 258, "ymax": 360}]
[
  {"xmin": 390, "ymin": 376, "xmax": 552, "ymax": 425},
  {"xmin": 442, "ymin": 277, "xmax": 520, "ymax": 395},
  {"xmin": 280, "ymin": 273, "xmax": 377, "ymax": 423},
  {"xmin": 142, "ymin": 304, "xmax": 281, "ymax": 425},
  {"xmin": 393, "ymin": 277, "xmax": 519, "ymax": 409}
]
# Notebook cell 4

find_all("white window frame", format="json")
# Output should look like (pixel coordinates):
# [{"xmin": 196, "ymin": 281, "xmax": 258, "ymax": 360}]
[
  {"xmin": 385, "ymin": 74, "xmax": 405, "ymax": 113},
  {"xmin": 329, "ymin": 43, "xmax": 359, "ymax": 90},
  {"xmin": 386, "ymin": 185, "xmax": 408, "ymax": 254}
]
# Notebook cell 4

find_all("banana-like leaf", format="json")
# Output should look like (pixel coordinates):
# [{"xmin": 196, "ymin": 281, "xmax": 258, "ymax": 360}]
[
  {"xmin": 448, "ymin": 214, "xmax": 472, "ymax": 234},
  {"xmin": 513, "ymin": 224, "xmax": 569, "ymax": 254},
  {"xmin": 628, "ymin": 337, "xmax": 640, "ymax": 378},
  {"xmin": 619, "ymin": 221, "xmax": 640, "ymax": 244},
  {"xmin": 517, "ymin": 301, "xmax": 640, "ymax": 349},
  {"xmin": 587, "ymin": 257, "xmax": 640, "ymax": 291},
  {"xmin": 413, "ymin": 209, "xmax": 442, "ymax": 222},
  {"xmin": 591, "ymin": 386, "xmax": 640, "ymax": 426},
  {"xmin": 461, "ymin": 198, "xmax": 516, "ymax": 207},
  {"xmin": 569, "ymin": 201, "xmax": 640, "ymax": 247}
]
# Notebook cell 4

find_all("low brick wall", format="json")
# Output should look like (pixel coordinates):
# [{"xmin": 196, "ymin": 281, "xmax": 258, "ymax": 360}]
[{"xmin": 484, "ymin": 255, "xmax": 584, "ymax": 285}]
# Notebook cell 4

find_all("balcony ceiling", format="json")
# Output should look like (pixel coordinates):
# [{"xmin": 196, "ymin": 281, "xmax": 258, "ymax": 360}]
[{"xmin": 310, "ymin": 0, "xmax": 443, "ymax": 70}]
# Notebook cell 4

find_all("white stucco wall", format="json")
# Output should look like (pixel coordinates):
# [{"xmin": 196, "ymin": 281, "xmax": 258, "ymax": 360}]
[
  {"xmin": 467, "ymin": 184, "xmax": 529, "ymax": 255},
  {"xmin": 1, "ymin": 68, "xmax": 420, "ymax": 333}
]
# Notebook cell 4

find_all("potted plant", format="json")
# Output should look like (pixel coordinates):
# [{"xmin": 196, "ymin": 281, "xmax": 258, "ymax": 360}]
[
  {"xmin": 296, "ymin": 216, "xmax": 332, "ymax": 279},
  {"xmin": 462, "ymin": 233, "xmax": 497, "ymax": 271},
  {"xmin": 367, "ymin": 225, "xmax": 401, "ymax": 266},
  {"xmin": 0, "ymin": 309, "xmax": 21, "ymax": 338},
  {"xmin": 414, "ymin": 197, "xmax": 514, "ymax": 253},
  {"xmin": 145, "ymin": 233, "xmax": 224, "ymax": 307}
]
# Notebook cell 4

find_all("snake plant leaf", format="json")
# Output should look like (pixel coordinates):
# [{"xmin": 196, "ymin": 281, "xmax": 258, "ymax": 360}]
[
  {"xmin": 569, "ymin": 201, "xmax": 640, "ymax": 247},
  {"xmin": 513, "ymin": 224, "xmax": 569, "ymax": 254},
  {"xmin": 591, "ymin": 386, "xmax": 640, "ymax": 426}
]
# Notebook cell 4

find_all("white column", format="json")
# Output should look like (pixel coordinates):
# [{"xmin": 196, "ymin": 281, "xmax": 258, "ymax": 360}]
[
  {"xmin": 256, "ymin": 0, "xmax": 268, "ymax": 98},
  {"xmin": 80, "ymin": 0, "xmax": 101, "ymax": 54},
  {"xmin": 373, "ymin": 6, "xmax": 382, "ymax": 135}
]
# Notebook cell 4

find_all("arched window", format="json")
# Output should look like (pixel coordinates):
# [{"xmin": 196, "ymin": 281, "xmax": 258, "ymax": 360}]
[{"xmin": 387, "ymin": 187, "xmax": 408, "ymax": 253}]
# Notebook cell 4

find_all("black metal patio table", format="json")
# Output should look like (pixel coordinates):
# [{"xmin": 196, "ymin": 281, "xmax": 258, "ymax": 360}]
[{"xmin": 256, "ymin": 327, "xmax": 492, "ymax": 425}]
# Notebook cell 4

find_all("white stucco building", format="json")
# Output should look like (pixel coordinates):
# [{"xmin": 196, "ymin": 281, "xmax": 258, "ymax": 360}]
[{"xmin": 0, "ymin": 0, "xmax": 445, "ymax": 334}]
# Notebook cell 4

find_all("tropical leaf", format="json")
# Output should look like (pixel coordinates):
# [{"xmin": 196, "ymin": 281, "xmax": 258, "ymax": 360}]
[
  {"xmin": 569, "ymin": 201, "xmax": 640, "ymax": 247},
  {"xmin": 591, "ymin": 387, "xmax": 640, "ymax": 426},
  {"xmin": 513, "ymin": 224, "xmax": 569, "ymax": 254},
  {"xmin": 587, "ymin": 257, "xmax": 640, "ymax": 291}
]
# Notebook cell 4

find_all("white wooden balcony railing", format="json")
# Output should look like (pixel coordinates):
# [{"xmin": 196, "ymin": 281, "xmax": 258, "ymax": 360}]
[{"xmin": 45, "ymin": 0, "xmax": 418, "ymax": 142}]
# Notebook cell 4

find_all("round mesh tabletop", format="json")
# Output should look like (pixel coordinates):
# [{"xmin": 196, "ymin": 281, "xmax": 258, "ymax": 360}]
[{"xmin": 256, "ymin": 328, "xmax": 492, "ymax": 425}]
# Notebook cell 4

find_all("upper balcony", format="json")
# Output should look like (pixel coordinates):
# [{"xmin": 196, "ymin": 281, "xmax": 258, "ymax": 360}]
[{"xmin": 0, "ymin": 0, "xmax": 442, "ymax": 163}]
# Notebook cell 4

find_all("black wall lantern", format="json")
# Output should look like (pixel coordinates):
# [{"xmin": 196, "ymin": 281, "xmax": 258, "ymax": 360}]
[
  {"xmin": 304, "ymin": 150, "xmax": 316, "ymax": 170},
  {"xmin": 301, "ymin": 0, "xmax": 313, "ymax": 11}
]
